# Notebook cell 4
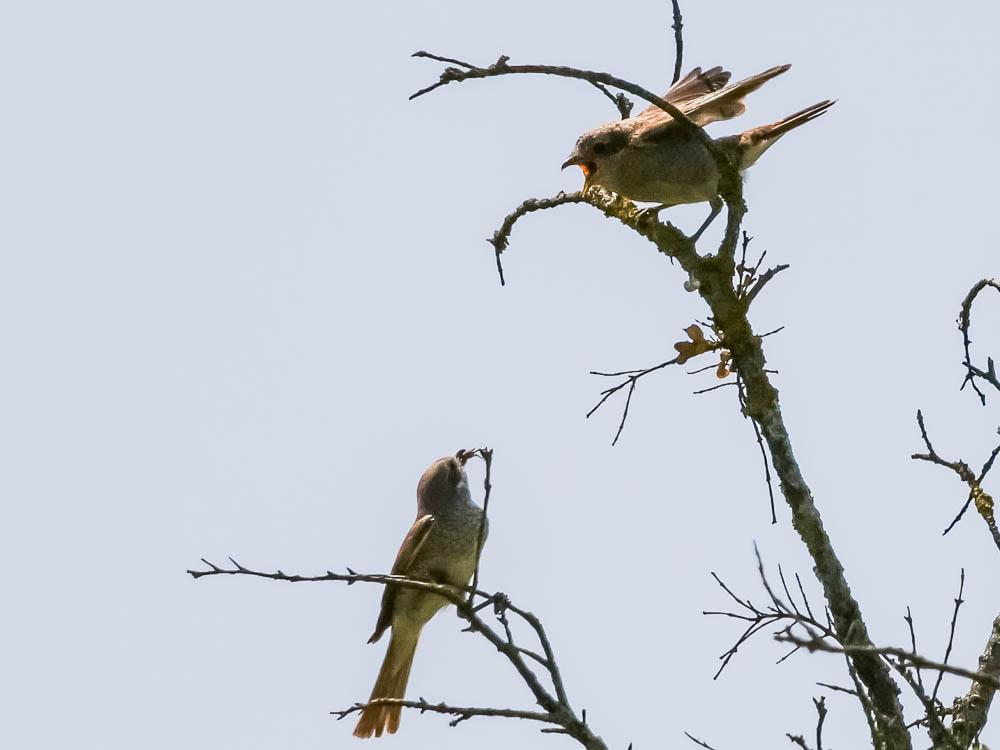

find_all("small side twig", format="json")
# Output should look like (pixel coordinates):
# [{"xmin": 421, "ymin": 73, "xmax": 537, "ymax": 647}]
[
  {"xmin": 588, "ymin": 357, "xmax": 680, "ymax": 445},
  {"xmin": 738, "ymin": 374, "xmax": 777, "ymax": 523},
  {"xmin": 704, "ymin": 548, "xmax": 835, "ymax": 679},
  {"xmin": 589, "ymin": 81, "xmax": 633, "ymax": 119},
  {"xmin": 932, "ymin": 568, "xmax": 966, "ymax": 702},
  {"xmin": 684, "ymin": 732, "xmax": 721, "ymax": 750}
]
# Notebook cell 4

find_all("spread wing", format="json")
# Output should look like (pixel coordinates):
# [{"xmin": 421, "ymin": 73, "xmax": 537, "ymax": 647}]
[
  {"xmin": 639, "ymin": 66, "xmax": 731, "ymax": 114},
  {"xmin": 633, "ymin": 64, "xmax": 791, "ymax": 145},
  {"xmin": 366, "ymin": 514, "xmax": 436, "ymax": 644}
]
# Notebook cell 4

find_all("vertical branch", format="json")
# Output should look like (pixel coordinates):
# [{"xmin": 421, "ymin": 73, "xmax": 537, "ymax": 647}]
[
  {"xmin": 670, "ymin": 0, "xmax": 684, "ymax": 84},
  {"xmin": 950, "ymin": 614, "xmax": 1000, "ymax": 746},
  {"xmin": 459, "ymin": 447, "xmax": 494, "ymax": 604}
]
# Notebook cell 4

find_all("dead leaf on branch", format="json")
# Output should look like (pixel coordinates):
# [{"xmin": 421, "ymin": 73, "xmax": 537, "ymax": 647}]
[{"xmin": 674, "ymin": 324, "xmax": 718, "ymax": 364}]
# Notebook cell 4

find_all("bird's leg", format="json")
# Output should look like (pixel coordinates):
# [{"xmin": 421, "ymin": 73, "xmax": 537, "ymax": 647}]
[
  {"xmin": 636, "ymin": 203, "xmax": 672, "ymax": 222},
  {"xmin": 691, "ymin": 197, "xmax": 723, "ymax": 242}
]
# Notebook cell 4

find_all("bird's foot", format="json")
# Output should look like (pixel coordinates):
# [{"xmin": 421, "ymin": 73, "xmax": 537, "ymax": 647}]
[{"xmin": 636, "ymin": 204, "xmax": 669, "ymax": 223}]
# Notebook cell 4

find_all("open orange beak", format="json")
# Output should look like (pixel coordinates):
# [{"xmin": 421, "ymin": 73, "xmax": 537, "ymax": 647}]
[{"xmin": 561, "ymin": 155, "xmax": 594, "ymax": 192}]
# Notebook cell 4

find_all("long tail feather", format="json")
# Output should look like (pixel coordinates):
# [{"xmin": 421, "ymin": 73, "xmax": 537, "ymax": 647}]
[
  {"xmin": 737, "ymin": 99, "xmax": 836, "ymax": 168},
  {"xmin": 353, "ymin": 629, "xmax": 420, "ymax": 739}
]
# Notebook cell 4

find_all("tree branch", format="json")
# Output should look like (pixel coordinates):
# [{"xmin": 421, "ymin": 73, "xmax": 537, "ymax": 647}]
[
  {"xmin": 958, "ymin": 278, "xmax": 1000, "ymax": 404},
  {"xmin": 332, "ymin": 698, "xmax": 556, "ymax": 728},
  {"xmin": 670, "ymin": 0, "xmax": 684, "ymax": 85},
  {"xmin": 415, "ymin": 46, "xmax": 907, "ymax": 748},
  {"xmin": 775, "ymin": 633, "xmax": 1000, "ymax": 690},
  {"xmin": 189, "ymin": 560, "xmax": 607, "ymax": 749},
  {"xmin": 912, "ymin": 410, "xmax": 1000, "ymax": 553},
  {"xmin": 950, "ymin": 614, "xmax": 1000, "ymax": 746},
  {"xmin": 410, "ymin": 52, "xmax": 741, "ymax": 200}
]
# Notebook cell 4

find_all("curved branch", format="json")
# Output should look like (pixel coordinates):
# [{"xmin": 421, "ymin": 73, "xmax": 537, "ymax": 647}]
[
  {"xmin": 959, "ymin": 278, "xmax": 1000, "ymax": 404},
  {"xmin": 410, "ymin": 52, "xmax": 741, "ymax": 197}
]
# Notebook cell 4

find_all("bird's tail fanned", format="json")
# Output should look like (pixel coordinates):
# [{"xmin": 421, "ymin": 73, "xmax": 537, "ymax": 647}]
[
  {"xmin": 738, "ymin": 99, "xmax": 836, "ymax": 168},
  {"xmin": 353, "ymin": 628, "xmax": 420, "ymax": 739}
]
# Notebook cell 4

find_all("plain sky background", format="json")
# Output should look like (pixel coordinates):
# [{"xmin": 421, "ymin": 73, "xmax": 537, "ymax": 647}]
[{"xmin": 2, "ymin": 1, "xmax": 999, "ymax": 748}]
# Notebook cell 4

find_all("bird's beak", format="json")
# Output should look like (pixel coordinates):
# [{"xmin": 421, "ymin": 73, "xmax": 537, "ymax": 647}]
[
  {"xmin": 562, "ymin": 154, "xmax": 594, "ymax": 192},
  {"xmin": 561, "ymin": 154, "xmax": 581, "ymax": 170}
]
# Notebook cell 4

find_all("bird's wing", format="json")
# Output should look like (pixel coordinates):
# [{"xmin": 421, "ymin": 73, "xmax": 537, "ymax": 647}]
[
  {"xmin": 638, "ymin": 66, "xmax": 730, "ymax": 115},
  {"xmin": 632, "ymin": 64, "xmax": 791, "ymax": 144},
  {"xmin": 367, "ymin": 514, "xmax": 436, "ymax": 644}
]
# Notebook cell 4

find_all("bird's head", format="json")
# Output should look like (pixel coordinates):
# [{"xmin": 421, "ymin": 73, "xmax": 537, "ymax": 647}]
[
  {"xmin": 417, "ymin": 455, "xmax": 470, "ymax": 511},
  {"xmin": 561, "ymin": 123, "xmax": 630, "ymax": 192}
]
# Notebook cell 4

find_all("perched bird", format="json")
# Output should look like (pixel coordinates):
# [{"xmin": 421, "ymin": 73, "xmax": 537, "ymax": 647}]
[
  {"xmin": 562, "ymin": 65, "xmax": 834, "ymax": 237},
  {"xmin": 353, "ymin": 454, "xmax": 487, "ymax": 739}
]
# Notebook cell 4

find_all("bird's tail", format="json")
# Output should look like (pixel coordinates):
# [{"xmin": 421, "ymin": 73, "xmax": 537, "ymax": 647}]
[
  {"xmin": 353, "ymin": 628, "xmax": 420, "ymax": 739},
  {"xmin": 736, "ymin": 100, "xmax": 836, "ymax": 169}
]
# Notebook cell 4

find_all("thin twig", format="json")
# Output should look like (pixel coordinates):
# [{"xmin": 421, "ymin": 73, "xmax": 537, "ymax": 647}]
[
  {"xmin": 684, "ymin": 732, "xmax": 720, "ymax": 750},
  {"xmin": 589, "ymin": 81, "xmax": 633, "ymax": 119},
  {"xmin": 932, "ymin": 568, "xmax": 966, "ymax": 702},
  {"xmin": 670, "ymin": 0, "xmax": 684, "ymax": 85},
  {"xmin": 587, "ymin": 357, "xmax": 680, "ymax": 445}
]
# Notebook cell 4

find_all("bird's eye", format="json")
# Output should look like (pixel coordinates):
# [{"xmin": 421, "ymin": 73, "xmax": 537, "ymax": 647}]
[{"xmin": 592, "ymin": 142, "xmax": 607, "ymax": 156}]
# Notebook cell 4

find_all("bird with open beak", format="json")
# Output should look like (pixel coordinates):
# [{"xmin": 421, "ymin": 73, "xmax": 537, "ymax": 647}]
[{"xmin": 562, "ymin": 65, "xmax": 833, "ymax": 238}]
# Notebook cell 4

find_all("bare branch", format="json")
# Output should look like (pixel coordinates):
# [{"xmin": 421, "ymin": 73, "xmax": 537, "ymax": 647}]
[
  {"xmin": 409, "ymin": 52, "xmax": 719, "ymax": 164},
  {"xmin": 670, "ymin": 0, "xmax": 684, "ymax": 85},
  {"xmin": 488, "ymin": 191, "xmax": 591, "ymax": 286},
  {"xmin": 775, "ymin": 633, "xmax": 1000, "ymax": 690},
  {"xmin": 587, "ymin": 356, "xmax": 680, "ymax": 445},
  {"xmin": 332, "ymin": 698, "xmax": 556, "ymax": 728},
  {"xmin": 958, "ymin": 278, "xmax": 1000, "ymax": 404},
  {"xmin": 704, "ymin": 553, "xmax": 835, "ymax": 679},
  {"xmin": 912, "ymin": 410, "xmax": 1000, "ymax": 552},
  {"xmin": 588, "ymin": 81, "xmax": 633, "ymax": 119},
  {"xmin": 189, "ymin": 560, "xmax": 607, "ymax": 749},
  {"xmin": 685, "ymin": 731, "xmax": 721, "ymax": 750},
  {"xmin": 933, "ymin": 569, "xmax": 966, "ymax": 702}
]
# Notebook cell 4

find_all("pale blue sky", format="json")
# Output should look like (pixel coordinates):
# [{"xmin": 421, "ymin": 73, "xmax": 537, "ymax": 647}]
[{"xmin": 2, "ymin": 1, "xmax": 998, "ymax": 748}]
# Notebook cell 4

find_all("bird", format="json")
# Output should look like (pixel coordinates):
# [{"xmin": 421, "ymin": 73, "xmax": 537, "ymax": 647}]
[
  {"xmin": 353, "ymin": 454, "xmax": 487, "ymax": 739},
  {"xmin": 561, "ymin": 65, "xmax": 834, "ymax": 238}
]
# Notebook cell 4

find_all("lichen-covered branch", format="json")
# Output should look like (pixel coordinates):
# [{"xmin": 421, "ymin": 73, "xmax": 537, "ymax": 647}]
[
  {"xmin": 476, "ymin": 183, "xmax": 910, "ymax": 747},
  {"xmin": 950, "ymin": 614, "xmax": 1000, "ymax": 746}
]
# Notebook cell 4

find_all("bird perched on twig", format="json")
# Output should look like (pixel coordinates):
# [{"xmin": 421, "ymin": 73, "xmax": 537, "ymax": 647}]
[
  {"xmin": 353, "ymin": 454, "xmax": 487, "ymax": 739},
  {"xmin": 562, "ymin": 65, "xmax": 834, "ymax": 238}
]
